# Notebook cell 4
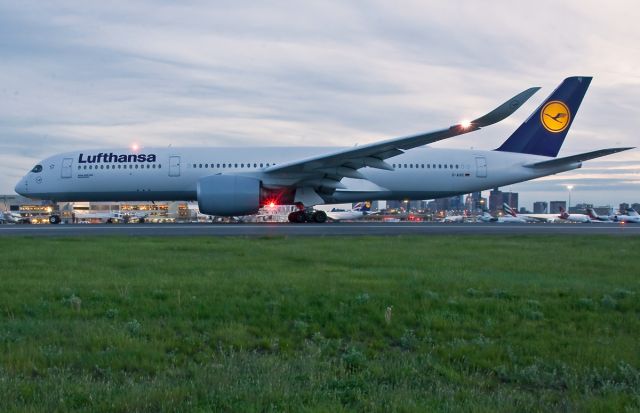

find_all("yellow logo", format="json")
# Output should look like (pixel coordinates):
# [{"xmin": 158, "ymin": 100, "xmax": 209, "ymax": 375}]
[{"xmin": 541, "ymin": 101, "xmax": 570, "ymax": 133}]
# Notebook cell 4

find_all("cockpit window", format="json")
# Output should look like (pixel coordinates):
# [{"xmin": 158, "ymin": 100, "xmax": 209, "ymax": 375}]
[{"xmin": 31, "ymin": 165, "xmax": 43, "ymax": 173}]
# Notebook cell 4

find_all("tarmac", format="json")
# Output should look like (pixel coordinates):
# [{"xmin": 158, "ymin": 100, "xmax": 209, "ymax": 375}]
[{"xmin": 0, "ymin": 222, "xmax": 639, "ymax": 237}]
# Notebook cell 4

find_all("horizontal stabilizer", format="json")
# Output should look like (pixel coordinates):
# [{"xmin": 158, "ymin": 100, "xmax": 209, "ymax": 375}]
[{"xmin": 523, "ymin": 147, "xmax": 634, "ymax": 169}]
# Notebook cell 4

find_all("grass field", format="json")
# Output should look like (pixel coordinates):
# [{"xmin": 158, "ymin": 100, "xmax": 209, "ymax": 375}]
[{"xmin": 0, "ymin": 235, "xmax": 639, "ymax": 412}]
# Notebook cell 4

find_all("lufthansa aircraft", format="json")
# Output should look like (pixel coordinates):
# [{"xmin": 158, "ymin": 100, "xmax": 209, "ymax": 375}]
[{"xmin": 14, "ymin": 76, "xmax": 633, "ymax": 224}]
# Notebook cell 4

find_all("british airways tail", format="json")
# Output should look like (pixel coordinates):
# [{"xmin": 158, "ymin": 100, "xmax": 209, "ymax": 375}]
[{"xmin": 496, "ymin": 76, "xmax": 592, "ymax": 157}]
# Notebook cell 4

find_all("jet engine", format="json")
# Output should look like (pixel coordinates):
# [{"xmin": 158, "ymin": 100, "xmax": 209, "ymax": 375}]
[{"xmin": 197, "ymin": 175, "xmax": 261, "ymax": 216}]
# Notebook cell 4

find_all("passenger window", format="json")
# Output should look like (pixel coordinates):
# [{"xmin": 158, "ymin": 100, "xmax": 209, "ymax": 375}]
[
  {"xmin": 444, "ymin": 164, "xmax": 447, "ymax": 169},
  {"xmin": 158, "ymin": 164, "xmax": 162, "ymax": 168},
  {"xmin": 260, "ymin": 163, "xmax": 263, "ymax": 168},
  {"xmin": 223, "ymin": 164, "xmax": 226, "ymax": 168},
  {"xmin": 450, "ymin": 164, "xmax": 453, "ymax": 169},
  {"xmin": 135, "ymin": 164, "xmax": 139, "ymax": 169},
  {"xmin": 404, "ymin": 164, "xmax": 407, "ymax": 168},
  {"xmin": 410, "ymin": 164, "xmax": 413, "ymax": 168},
  {"xmin": 421, "ymin": 164, "xmax": 424, "ymax": 168},
  {"xmin": 241, "ymin": 164, "xmax": 244, "ymax": 168},
  {"xmin": 193, "ymin": 164, "xmax": 196, "ymax": 168},
  {"xmin": 84, "ymin": 165, "xmax": 87, "ymax": 170},
  {"xmin": 217, "ymin": 164, "xmax": 220, "ymax": 168},
  {"xmin": 438, "ymin": 164, "xmax": 441, "ymax": 169},
  {"xmin": 455, "ymin": 164, "xmax": 458, "ymax": 169},
  {"xmin": 253, "ymin": 163, "xmax": 257, "ymax": 168},
  {"xmin": 427, "ymin": 164, "xmax": 430, "ymax": 169},
  {"xmin": 205, "ymin": 164, "xmax": 209, "ymax": 168},
  {"xmin": 118, "ymin": 165, "xmax": 121, "ymax": 169}
]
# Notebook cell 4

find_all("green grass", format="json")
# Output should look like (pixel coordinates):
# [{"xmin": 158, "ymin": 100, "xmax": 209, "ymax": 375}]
[{"xmin": 0, "ymin": 235, "xmax": 639, "ymax": 412}]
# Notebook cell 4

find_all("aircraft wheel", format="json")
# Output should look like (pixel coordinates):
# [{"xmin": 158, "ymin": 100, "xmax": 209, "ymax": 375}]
[
  {"xmin": 49, "ymin": 215, "xmax": 61, "ymax": 225},
  {"xmin": 312, "ymin": 210, "xmax": 327, "ymax": 223},
  {"xmin": 138, "ymin": 218, "xmax": 145, "ymax": 224}
]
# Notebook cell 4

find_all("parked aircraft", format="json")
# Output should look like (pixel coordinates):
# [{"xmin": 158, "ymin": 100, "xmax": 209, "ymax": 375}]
[
  {"xmin": 325, "ymin": 202, "xmax": 372, "ymax": 221},
  {"xmin": 558, "ymin": 206, "xmax": 591, "ymax": 223},
  {"xmin": 0, "ymin": 211, "xmax": 30, "ymax": 224},
  {"xmin": 586, "ymin": 207, "xmax": 612, "ymax": 222},
  {"xmin": 442, "ymin": 210, "xmax": 467, "ymax": 223},
  {"xmin": 502, "ymin": 203, "xmax": 551, "ymax": 222},
  {"xmin": 611, "ymin": 208, "xmax": 640, "ymax": 223},
  {"xmin": 14, "ymin": 76, "xmax": 633, "ymax": 224}
]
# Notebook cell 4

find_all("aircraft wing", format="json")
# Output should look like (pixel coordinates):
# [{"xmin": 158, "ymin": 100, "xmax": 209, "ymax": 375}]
[
  {"xmin": 263, "ymin": 87, "xmax": 540, "ymax": 187},
  {"xmin": 523, "ymin": 147, "xmax": 634, "ymax": 169}
]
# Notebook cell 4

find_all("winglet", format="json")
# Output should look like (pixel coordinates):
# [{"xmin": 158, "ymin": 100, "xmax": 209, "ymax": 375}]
[{"xmin": 469, "ymin": 87, "xmax": 540, "ymax": 128}]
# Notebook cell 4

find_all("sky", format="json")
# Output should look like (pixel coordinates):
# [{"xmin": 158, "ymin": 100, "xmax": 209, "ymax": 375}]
[{"xmin": 0, "ymin": 0, "xmax": 638, "ymax": 209}]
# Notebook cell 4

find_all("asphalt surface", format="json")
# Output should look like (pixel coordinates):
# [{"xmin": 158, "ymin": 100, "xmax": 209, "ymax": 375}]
[{"xmin": 0, "ymin": 222, "xmax": 638, "ymax": 237}]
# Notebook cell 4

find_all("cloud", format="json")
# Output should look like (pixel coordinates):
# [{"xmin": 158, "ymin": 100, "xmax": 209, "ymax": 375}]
[{"xmin": 0, "ymin": 1, "xmax": 638, "ymax": 207}]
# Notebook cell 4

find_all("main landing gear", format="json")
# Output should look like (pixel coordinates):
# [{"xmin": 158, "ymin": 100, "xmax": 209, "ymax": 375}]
[{"xmin": 288, "ymin": 209, "xmax": 327, "ymax": 223}]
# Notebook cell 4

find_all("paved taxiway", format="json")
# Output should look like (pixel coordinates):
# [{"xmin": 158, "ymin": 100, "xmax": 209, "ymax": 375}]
[{"xmin": 0, "ymin": 222, "xmax": 638, "ymax": 237}]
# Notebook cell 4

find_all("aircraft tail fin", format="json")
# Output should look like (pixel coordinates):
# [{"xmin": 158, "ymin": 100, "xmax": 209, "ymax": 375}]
[
  {"xmin": 353, "ymin": 201, "xmax": 371, "ymax": 212},
  {"xmin": 586, "ymin": 208, "xmax": 600, "ymax": 220},
  {"xmin": 496, "ymin": 76, "xmax": 592, "ymax": 157},
  {"xmin": 502, "ymin": 202, "xmax": 517, "ymax": 217}
]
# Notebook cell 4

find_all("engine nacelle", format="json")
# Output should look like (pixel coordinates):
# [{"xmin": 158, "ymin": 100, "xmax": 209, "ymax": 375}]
[{"xmin": 197, "ymin": 175, "xmax": 261, "ymax": 216}]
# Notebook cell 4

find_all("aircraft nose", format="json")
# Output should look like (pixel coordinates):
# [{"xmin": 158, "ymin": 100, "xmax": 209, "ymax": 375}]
[{"xmin": 14, "ymin": 177, "xmax": 27, "ymax": 196}]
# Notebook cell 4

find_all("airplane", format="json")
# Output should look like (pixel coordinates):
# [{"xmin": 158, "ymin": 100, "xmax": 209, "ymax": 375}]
[
  {"xmin": 0, "ymin": 211, "xmax": 30, "ymax": 224},
  {"xmin": 558, "ymin": 206, "xmax": 591, "ymax": 223},
  {"xmin": 478, "ymin": 211, "xmax": 498, "ymax": 223},
  {"xmin": 442, "ymin": 210, "xmax": 467, "ymax": 223},
  {"xmin": 324, "ymin": 202, "xmax": 372, "ymax": 221},
  {"xmin": 501, "ymin": 203, "xmax": 548, "ymax": 223},
  {"xmin": 14, "ymin": 76, "xmax": 634, "ymax": 224},
  {"xmin": 586, "ymin": 207, "xmax": 612, "ymax": 222},
  {"xmin": 611, "ymin": 208, "xmax": 640, "ymax": 223}
]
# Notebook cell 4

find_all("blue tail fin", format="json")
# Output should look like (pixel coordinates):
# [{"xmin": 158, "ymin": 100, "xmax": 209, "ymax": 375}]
[
  {"xmin": 353, "ymin": 201, "xmax": 371, "ymax": 212},
  {"xmin": 495, "ymin": 76, "xmax": 592, "ymax": 157}
]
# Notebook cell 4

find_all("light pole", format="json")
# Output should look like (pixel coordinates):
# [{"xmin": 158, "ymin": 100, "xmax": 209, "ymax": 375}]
[{"xmin": 566, "ymin": 185, "xmax": 574, "ymax": 212}]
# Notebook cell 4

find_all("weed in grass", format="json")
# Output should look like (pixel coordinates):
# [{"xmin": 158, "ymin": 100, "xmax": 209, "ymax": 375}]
[
  {"xmin": 384, "ymin": 306, "xmax": 393, "ymax": 324},
  {"xmin": 126, "ymin": 319, "xmax": 142, "ymax": 336},
  {"xmin": 613, "ymin": 288, "xmax": 634, "ymax": 299},
  {"xmin": 601, "ymin": 294, "xmax": 618, "ymax": 309},
  {"xmin": 578, "ymin": 297, "xmax": 595, "ymax": 310},
  {"xmin": 105, "ymin": 308, "xmax": 119, "ymax": 319}
]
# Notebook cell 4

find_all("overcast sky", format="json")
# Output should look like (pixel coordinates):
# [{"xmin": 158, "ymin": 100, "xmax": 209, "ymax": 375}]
[{"xmin": 1, "ymin": 1, "xmax": 638, "ymax": 208}]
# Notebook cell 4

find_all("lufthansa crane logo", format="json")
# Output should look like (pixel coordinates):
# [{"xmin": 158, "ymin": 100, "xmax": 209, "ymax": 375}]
[{"xmin": 541, "ymin": 101, "xmax": 570, "ymax": 133}]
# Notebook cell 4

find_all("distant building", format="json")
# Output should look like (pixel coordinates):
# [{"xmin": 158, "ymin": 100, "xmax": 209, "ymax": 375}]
[
  {"xmin": 631, "ymin": 203, "xmax": 640, "ymax": 212},
  {"xmin": 571, "ymin": 203, "xmax": 593, "ymax": 214},
  {"xmin": 489, "ymin": 189, "xmax": 518, "ymax": 213},
  {"xmin": 533, "ymin": 201, "xmax": 548, "ymax": 214},
  {"xmin": 549, "ymin": 201, "xmax": 566, "ymax": 213},
  {"xmin": 386, "ymin": 200, "xmax": 403, "ymax": 210},
  {"xmin": 619, "ymin": 203, "xmax": 630, "ymax": 213},
  {"xmin": 465, "ymin": 192, "xmax": 485, "ymax": 211}
]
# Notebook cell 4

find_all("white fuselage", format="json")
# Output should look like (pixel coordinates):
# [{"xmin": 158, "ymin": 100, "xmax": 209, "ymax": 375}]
[{"xmin": 15, "ymin": 146, "xmax": 577, "ymax": 206}]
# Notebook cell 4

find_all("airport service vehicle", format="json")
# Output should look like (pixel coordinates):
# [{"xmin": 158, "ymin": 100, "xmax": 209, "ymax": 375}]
[
  {"xmin": 15, "ymin": 76, "xmax": 633, "ymax": 223},
  {"xmin": 324, "ymin": 202, "xmax": 371, "ymax": 222}
]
